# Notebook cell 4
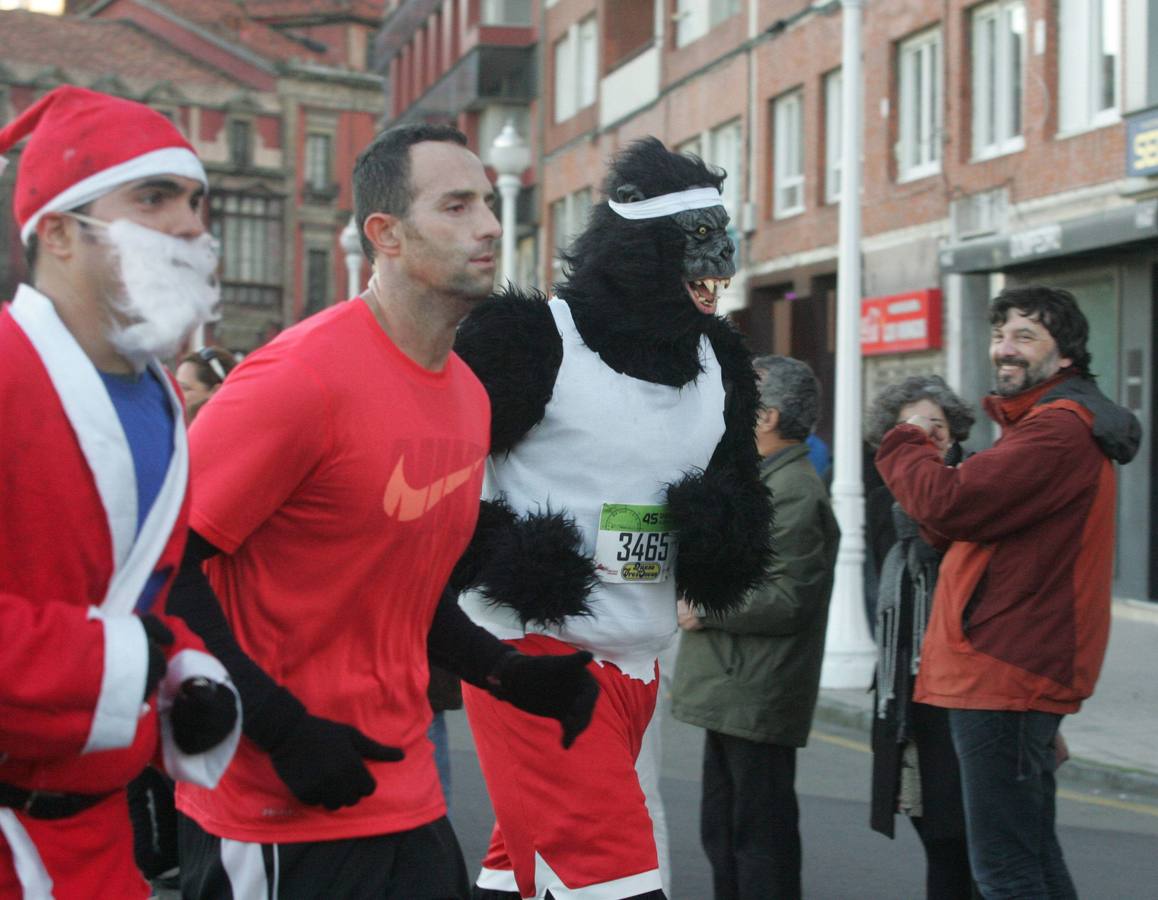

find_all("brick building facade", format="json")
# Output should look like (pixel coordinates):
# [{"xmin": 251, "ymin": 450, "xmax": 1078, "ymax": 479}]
[{"xmin": 380, "ymin": 0, "xmax": 1158, "ymax": 602}]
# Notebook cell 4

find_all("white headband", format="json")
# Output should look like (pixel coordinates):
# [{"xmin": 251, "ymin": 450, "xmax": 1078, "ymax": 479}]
[{"xmin": 607, "ymin": 186, "xmax": 724, "ymax": 220}]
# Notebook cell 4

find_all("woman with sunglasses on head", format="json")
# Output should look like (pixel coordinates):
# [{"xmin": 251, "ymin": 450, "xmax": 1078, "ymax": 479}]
[{"xmin": 176, "ymin": 345, "xmax": 236, "ymax": 422}]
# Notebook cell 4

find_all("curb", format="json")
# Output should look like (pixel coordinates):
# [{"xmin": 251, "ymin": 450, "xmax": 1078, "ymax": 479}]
[{"xmin": 813, "ymin": 692, "xmax": 1158, "ymax": 803}]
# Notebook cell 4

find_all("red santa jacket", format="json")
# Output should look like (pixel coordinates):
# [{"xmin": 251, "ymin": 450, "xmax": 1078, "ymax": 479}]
[
  {"xmin": 0, "ymin": 286, "xmax": 236, "ymax": 795},
  {"xmin": 875, "ymin": 372, "xmax": 1139, "ymax": 714}
]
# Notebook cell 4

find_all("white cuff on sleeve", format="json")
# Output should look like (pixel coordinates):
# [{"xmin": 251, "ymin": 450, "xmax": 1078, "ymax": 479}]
[
  {"xmin": 158, "ymin": 649, "xmax": 242, "ymax": 789},
  {"xmin": 81, "ymin": 608, "xmax": 148, "ymax": 754}
]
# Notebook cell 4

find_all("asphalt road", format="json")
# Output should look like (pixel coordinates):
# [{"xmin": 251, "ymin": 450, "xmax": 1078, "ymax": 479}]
[
  {"xmin": 445, "ymin": 699, "xmax": 1158, "ymax": 900},
  {"xmin": 153, "ymin": 702, "xmax": 1158, "ymax": 899}
]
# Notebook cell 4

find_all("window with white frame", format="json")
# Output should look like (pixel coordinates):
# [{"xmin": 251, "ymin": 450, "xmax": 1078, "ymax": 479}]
[
  {"xmin": 229, "ymin": 119, "xmax": 253, "ymax": 169},
  {"xmin": 773, "ymin": 90, "xmax": 805, "ymax": 218},
  {"xmin": 304, "ymin": 133, "xmax": 333, "ymax": 193},
  {"xmin": 675, "ymin": 0, "xmax": 742, "ymax": 48},
  {"xmin": 577, "ymin": 17, "xmax": 597, "ymax": 109},
  {"xmin": 554, "ymin": 16, "xmax": 598, "ymax": 122},
  {"xmin": 707, "ymin": 119, "xmax": 742, "ymax": 220},
  {"xmin": 897, "ymin": 27, "xmax": 942, "ymax": 181},
  {"xmin": 482, "ymin": 0, "xmax": 532, "ymax": 26},
  {"xmin": 676, "ymin": 126, "xmax": 739, "ymax": 219},
  {"xmin": 550, "ymin": 188, "xmax": 592, "ymax": 279},
  {"xmin": 211, "ymin": 193, "xmax": 284, "ymax": 308},
  {"xmin": 675, "ymin": 0, "xmax": 708, "ymax": 48},
  {"xmin": 553, "ymin": 35, "xmax": 574, "ymax": 122},
  {"xmin": 972, "ymin": 0, "xmax": 1026, "ymax": 158},
  {"xmin": 1058, "ymin": 0, "xmax": 1119, "ymax": 133},
  {"xmin": 712, "ymin": 0, "xmax": 742, "ymax": 25},
  {"xmin": 824, "ymin": 69, "xmax": 842, "ymax": 204}
]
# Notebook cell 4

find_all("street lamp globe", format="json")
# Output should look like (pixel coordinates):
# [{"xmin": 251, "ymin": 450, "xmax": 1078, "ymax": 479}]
[
  {"xmin": 488, "ymin": 121, "xmax": 530, "ymax": 286},
  {"xmin": 489, "ymin": 121, "xmax": 531, "ymax": 177}
]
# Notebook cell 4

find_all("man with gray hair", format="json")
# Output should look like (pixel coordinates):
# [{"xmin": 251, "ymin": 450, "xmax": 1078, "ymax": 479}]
[{"xmin": 671, "ymin": 355, "xmax": 840, "ymax": 900}]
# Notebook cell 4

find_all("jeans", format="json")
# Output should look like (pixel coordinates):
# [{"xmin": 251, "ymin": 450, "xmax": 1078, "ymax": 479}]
[
  {"xmin": 948, "ymin": 709, "xmax": 1077, "ymax": 900},
  {"xmin": 700, "ymin": 730, "xmax": 800, "ymax": 900}
]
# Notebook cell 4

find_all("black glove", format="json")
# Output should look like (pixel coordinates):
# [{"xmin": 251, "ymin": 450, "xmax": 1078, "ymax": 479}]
[
  {"xmin": 126, "ymin": 767, "xmax": 179, "ymax": 880},
  {"xmin": 170, "ymin": 677, "xmax": 238, "ymax": 755},
  {"xmin": 487, "ymin": 650, "xmax": 599, "ymax": 749},
  {"xmin": 267, "ymin": 709, "xmax": 405, "ymax": 810},
  {"xmin": 140, "ymin": 614, "xmax": 173, "ymax": 703}
]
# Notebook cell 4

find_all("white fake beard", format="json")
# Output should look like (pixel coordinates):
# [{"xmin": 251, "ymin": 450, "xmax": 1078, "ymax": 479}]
[{"xmin": 102, "ymin": 219, "xmax": 221, "ymax": 371}]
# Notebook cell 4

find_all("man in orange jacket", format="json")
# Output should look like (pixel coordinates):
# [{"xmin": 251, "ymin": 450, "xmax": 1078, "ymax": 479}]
[{"xmin": 875, "ymin": 285, "xmax": 1140, "ymax": 899}]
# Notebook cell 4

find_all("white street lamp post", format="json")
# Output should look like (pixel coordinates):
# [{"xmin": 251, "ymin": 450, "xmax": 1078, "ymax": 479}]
[
  {"xmin": 822, "ymin": 0, "xmax": 877, "ymax": 689},
  {"xmin": 340, "ymin": 215, "xmax": 363, "ymax": 298},
  {"xmin": 488, "ymin": 121, "xmax": 531, "ymax": 286}
]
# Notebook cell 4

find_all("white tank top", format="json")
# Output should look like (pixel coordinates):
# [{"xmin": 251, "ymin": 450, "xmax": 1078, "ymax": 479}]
[{"xmin": 459, "ymin": 297, "xmax": 727, "ymax": 680}]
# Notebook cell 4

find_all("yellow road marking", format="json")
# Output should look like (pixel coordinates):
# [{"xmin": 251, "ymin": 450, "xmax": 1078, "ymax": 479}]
[
  {"xmin": 810, "ymin": 729, "xmax": 1158, "ymax": 818},
  {"xmin": 1056, "ymin": 788, "xmax": 1158, "ymax": 818},
  {"xmin": 811, "ymin": 729, "xmax": 870, "ymax": 754}
]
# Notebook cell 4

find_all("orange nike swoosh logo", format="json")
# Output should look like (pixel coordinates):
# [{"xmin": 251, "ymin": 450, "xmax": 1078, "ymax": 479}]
[{"xmin": 382, "ymin": 456, "xmax": 484, "ymax": 522}]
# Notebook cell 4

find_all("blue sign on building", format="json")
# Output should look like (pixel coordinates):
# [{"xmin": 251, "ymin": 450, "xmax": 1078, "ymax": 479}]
[{"xmin": 1126, "ymin": 108, "xmax": 1158, "ymax": 178}]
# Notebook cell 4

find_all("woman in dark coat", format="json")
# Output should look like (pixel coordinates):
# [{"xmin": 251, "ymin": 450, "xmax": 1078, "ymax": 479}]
[{"xmin": 866, "ymin": 375, "xmax": 977, "ymax": 900}]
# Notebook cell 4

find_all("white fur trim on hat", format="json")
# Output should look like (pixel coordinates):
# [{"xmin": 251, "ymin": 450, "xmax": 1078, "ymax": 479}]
[
  {"xmin": 20, "ymin": 146, "xmax": 207, "ymax": 243},
  {"xmin": 607, "ymin": 186, "xmax": 724, "ymax": 220}
]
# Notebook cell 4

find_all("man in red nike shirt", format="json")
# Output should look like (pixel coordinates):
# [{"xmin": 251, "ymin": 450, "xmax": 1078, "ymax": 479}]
[{"xmin": 168, "ymin": 124, "xmax": 599, "ymax": 898}]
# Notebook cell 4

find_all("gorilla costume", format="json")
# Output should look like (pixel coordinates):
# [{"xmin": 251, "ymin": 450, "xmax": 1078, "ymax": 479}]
[{"xmin": 451, "ymin": 138, "xmax": 773, "ymax": 900}]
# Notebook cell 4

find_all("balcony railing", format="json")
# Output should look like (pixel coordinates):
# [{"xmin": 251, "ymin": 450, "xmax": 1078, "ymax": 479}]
[{"xmin": 395, "ymin": 45, "xmax": 536, "ymax": 123}]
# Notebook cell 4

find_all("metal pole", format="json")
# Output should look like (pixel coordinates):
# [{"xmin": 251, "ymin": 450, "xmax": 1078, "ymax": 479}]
[
  {"xmin": 821, "ymin": 0, "xmax": 876, "ymax": 689},
  {"xmin": 497, "ymin": 173, "xmax": 520, "ymax": 286},
  {"xmin": 340, "ymin": 216, "xmax": 363, "ymax": 298},
  {"xmin": 488, "ymin": 121, "xmax": 529, "ymax": 286}
]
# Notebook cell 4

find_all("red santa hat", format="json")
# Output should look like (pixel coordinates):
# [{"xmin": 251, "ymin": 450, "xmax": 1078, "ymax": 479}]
[{"xmin": 0, "ymin": 85, "xmax": 207, "ymax": 244}]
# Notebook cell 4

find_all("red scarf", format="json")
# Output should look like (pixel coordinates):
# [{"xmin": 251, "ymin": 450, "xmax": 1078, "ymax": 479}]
[{"xmin": 982, "ymin": 370, "xmax": 1075, "ymax": 428}]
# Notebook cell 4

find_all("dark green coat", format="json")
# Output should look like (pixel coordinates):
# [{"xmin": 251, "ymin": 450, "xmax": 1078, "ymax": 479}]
[{"xmin": 670, "ymin": 443, "xmax": 840, "ymax": 747}]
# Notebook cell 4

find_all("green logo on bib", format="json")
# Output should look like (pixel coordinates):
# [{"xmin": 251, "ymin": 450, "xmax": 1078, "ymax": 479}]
[{"xmin": 599, "ymin": 504, "xmax": 671, "ymax": 533}]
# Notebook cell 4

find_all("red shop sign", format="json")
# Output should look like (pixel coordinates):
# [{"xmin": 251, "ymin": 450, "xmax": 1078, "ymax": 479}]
[{"xmin": 860, "ymin": 289, "xmax": 943, "ymax": 356}]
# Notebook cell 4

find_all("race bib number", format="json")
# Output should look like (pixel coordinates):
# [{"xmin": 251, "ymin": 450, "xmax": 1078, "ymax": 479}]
[{"xmin": 593, "ymin": 503, "xmax": 676, "ymax": 584}]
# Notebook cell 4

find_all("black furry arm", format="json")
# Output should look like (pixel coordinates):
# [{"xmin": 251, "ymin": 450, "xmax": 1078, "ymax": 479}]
[
  {"xmin": 449, "ymin": 497, "xmax": 599, "ymax": 630},
  {"xmin": 664, "ymin": 319, "xmax": 773, "ymax": 615},
  {"xmin": 447, "ymin": 498, "xmax": 518, "ymax": 595},
  {"xmin": 704, "ymin": 317, "xmax": 764, "ymax": 477},
  {"xmin": 454, "ymin": 287, "xmax": 563, "ymax": 455}
]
